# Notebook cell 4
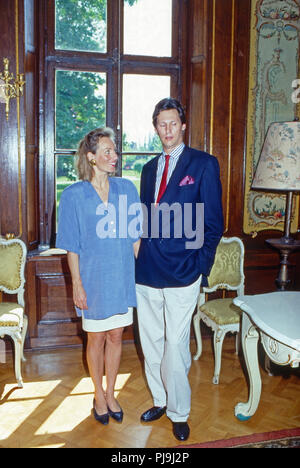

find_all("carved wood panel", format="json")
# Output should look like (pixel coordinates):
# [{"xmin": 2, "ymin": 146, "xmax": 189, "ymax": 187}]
[{"xmin": 26, "ymin": 255, "xmax": 83, "ymax": 349}]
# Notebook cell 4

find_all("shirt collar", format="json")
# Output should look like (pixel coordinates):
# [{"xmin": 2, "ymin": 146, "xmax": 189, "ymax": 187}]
[{"xmin": 162, "ymin": 142, "xmax": 185, "ymax": 159}]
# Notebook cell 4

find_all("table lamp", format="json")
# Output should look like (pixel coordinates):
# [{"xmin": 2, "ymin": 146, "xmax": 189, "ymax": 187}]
[{"xmin": 251, "ymin": 120, "xmax": 300, "ymax": 290}]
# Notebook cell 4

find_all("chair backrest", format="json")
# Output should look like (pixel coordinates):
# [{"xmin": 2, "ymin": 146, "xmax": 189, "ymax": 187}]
[
  {"xmin": 0, "ymin": 237, "xmax": 27, "ymax": 307},
  {"xmin": 204, "ymin": 236, "xmax": 245, "ymax": 295}
]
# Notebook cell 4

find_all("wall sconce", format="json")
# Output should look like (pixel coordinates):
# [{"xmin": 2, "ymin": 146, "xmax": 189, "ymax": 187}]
[{"xmin": 0, "ymin": 58, "xmax": 25, "ymax": 121}]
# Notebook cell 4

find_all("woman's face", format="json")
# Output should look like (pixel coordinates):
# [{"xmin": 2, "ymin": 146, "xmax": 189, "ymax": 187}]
[{"xmin": 88, "ymin": 137, "xmax": 118, "ymax": 174}]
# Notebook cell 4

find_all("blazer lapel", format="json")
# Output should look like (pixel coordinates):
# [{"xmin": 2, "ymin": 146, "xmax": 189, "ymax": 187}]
[{"xmin": 145, "ymin": 156, "xmax": 159, "ymax": 204}]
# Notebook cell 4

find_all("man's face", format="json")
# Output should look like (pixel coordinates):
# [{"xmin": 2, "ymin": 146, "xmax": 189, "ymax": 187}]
[{"xmin": 155, "ymin": 109, "xmax": 186, "ymax": 153}]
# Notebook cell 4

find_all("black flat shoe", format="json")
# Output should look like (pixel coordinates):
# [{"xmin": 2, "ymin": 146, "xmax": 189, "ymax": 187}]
[
  {"xmin": 93, "ymin": 399, "xmax": 109, "ymax": 425},
  {"xmin": 108, "ymin": 405, "xmax": 123, "ymax": 423},
  {"xmin": 141, "ymin": 406, "xmax": 166, "ymax": 422},
  {"xmin": 172, "ymin": 422, "xmax": 190, "ymax": 441}
]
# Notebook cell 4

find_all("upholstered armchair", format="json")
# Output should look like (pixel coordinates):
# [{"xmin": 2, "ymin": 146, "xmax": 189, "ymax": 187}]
[
  {"xmin": 0, "ymin": 237, "xmax": 28, "ymax": 387},
  {"xmin": 193, "ymin": 237, "xmax": 245, "ymax": 384}
]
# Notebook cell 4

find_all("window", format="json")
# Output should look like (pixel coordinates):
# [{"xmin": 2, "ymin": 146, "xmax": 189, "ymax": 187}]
[
  {"xmin": 55, "ymin": 0, "xmax": 107, "ymax": 53},
  {"xmin": 40, "ymin": 0, "xmax": 186, "ymax": 246},
  {"xmin": 123, "ymin": 0, "xmax": 172, "ymax": 57},
  {"xmin": 122, "ymin": 74, "xmax": 171, "ymax": 190}
]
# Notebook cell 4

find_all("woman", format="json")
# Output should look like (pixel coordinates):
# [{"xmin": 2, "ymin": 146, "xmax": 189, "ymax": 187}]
[{"xmin": 56, "ymin": 127, "xmax": 141, "ymax": 425}]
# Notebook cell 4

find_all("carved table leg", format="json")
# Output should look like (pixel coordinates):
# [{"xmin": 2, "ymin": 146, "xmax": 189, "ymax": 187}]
[{"xmin": 235, "ymin": 312, "xmax": 261, "ymax": 421}]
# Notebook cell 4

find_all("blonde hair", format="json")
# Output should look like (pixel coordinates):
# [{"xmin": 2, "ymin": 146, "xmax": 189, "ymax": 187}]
[{"xmin": 76, "ymin": 127, "xmax": 115, "ymax": 181}]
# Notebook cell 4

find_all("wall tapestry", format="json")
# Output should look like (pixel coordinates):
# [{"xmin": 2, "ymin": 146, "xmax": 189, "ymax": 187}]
[{"xmin": 243, "ymin": 0, "xmax": 300, "ymax": 235}]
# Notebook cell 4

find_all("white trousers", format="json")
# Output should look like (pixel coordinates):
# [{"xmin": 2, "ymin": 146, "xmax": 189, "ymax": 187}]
[{"xmin": 136, "ymin": 275, "xmax": 201, "ymax": 422}]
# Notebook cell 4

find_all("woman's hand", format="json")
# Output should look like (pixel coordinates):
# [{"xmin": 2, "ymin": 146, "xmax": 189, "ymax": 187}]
[
  {"xmin": 66, "ymin": 251, "xmax": 88, "ymax": 310},
  {"xmin": 72, "ymin": 280, "xmax": 88, "ymax": 310}
]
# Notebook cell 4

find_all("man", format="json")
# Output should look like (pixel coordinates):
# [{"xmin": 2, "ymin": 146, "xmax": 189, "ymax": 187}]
[{"xmin": 135, "ymin": 98, "xmax": 223, "ymax": 441}]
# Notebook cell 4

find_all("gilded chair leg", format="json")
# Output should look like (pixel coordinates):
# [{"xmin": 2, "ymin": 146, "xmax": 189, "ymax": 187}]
[
  {"xmin": 21, "ymin": 315, "xmax": 28, "ymax": 362},
  {"xmin": 212, "ymin": 328, "xmax": 226, "ymax": 384},
  {"xmin": 12, "ymin": 332, "xmax": 23, "ymax": 388},
  {"xmin": 193, "ymin": 311, "xmax": 203, "ymax": 360}
]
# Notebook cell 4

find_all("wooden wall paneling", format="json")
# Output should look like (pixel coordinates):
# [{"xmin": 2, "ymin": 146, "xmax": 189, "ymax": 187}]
[
  {"xmin": 0, "ymin": 0, "xmax": 38, "ymax": 354},
  {"xmin": 224, "ymin": 0, "xmax": 251, "ymax": 236},
  {"xmin": 0, "ymin": 0, "xmax": 25, "ymax": 240},
  {"xmin": 26, "ymin": 148, "xmax": 39, "ymax": 245},
  {"xmin": 37, "ymin": 0, "xmax": 48, "ymax": 249},
  {"xmin": 25, "ymin": 0, "xmax": 39, "ymax": 249},
  {"xmin": 0, "ymin": 0, "xmax": 38, "ymax": 246},
  {"xmin": 26, "ymin": 254, "xmax": 83, "ymax": 349},
  {"xmin": 26, "ymin": 256, "xmax": 38, "ymax": 344},
  {"xmin": 186, "ymin": 0, "xmax": 210, "ymax": 150},
  {"xmin": 211, "ymin": 0, "xmax": 234, "ymax": 235},
  {"xmin": 187, "ymin": 0, "xmax": 251, "ymax": 232}
]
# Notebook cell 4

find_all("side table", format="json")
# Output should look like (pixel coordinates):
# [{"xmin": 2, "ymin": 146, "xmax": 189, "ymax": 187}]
[{"xmin": 233, "ymin": 292, "xmax": 300, "ymax": 421}]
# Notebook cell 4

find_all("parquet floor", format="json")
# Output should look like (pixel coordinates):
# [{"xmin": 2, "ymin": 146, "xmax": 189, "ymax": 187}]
[{"xmin": 0, "ymin": 336, "xmax": 299, "ymax": 448}]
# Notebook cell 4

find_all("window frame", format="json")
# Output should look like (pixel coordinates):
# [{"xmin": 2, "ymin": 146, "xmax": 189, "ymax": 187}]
[{"xmin": 38, "ymin": 0, "xmax": 187, "ymax": 247}]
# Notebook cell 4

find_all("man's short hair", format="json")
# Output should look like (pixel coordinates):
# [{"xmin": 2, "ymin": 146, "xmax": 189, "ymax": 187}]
[{"xmin": 152, "ymin": 97, "xmax": 186, "ymax": 128}]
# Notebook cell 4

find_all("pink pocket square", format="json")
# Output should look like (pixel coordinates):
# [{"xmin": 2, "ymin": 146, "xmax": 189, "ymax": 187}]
[{"xmin": 179, "ymin": 175, "xmax": 195, "ymax": 186}]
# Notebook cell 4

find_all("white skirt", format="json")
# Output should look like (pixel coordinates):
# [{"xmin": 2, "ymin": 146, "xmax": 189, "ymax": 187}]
[{"xmin": 82, "ymin": 307, "xmax": 133, "ymax": 332}]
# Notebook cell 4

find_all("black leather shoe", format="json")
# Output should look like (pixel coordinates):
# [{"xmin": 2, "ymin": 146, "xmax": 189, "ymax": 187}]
[
  {"xmin": 141, "ymin": 406, "xmax": 166, "ymax": 422},
  {"xmin": 93, "ymin": 399, "xmax": 109, "ymax": 425},
  {"xmin": 108, "ymin": 405, "xmax": 123, "ymax": 423},
  {"xmin": 172, "ymin": 422, "xmax": 190, "ymax": 441}
]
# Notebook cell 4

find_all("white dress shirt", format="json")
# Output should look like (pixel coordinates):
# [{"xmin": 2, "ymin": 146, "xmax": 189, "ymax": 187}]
[{"xmin": 154, "ymin": 142, "xmax": 185, "ymax": 203}]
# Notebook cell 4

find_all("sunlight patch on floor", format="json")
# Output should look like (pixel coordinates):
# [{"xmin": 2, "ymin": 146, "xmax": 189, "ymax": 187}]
[
  {"xmin": 0, "ymin": 381, "xmax": 61, "ymax": 441},
  {"xmin": 69, "ymin": 376, "xmax": 94, "ymax": 395},
  {"xmin": 35, "ymin": 374, "xmax": 131, "ymax": 435},
  {"xmin": 1, "ymin": 380, "xmax": 62, "ymax": 400},
  {"xmin": 0, "ymin": 399, "xmax": 44, "ymax": 441},
  {"xmin": 35, "ymin": 394, "xmax": 92, "ymax": 434}
]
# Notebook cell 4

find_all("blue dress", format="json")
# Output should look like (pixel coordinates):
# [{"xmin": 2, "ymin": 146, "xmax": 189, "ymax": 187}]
[{"xmin": 56, "ymin": 178, "xmax": 142, "ymax": 321}]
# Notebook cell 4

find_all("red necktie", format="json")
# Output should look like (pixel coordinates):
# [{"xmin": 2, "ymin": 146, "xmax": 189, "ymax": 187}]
[{"xmin": 156, "ymin": 154, "xmax": 170, "ymax": 204}]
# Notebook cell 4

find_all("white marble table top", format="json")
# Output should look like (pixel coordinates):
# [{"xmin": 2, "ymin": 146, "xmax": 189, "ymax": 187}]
[{"xmin": 233, "ymin": 291, "xmax": 300, "ymax": 351}]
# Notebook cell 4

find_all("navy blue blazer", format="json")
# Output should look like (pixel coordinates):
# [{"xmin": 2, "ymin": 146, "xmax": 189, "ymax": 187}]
[{"xmin": 135, "ymin": 146, "xmax": 224, "ymax": 288}]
